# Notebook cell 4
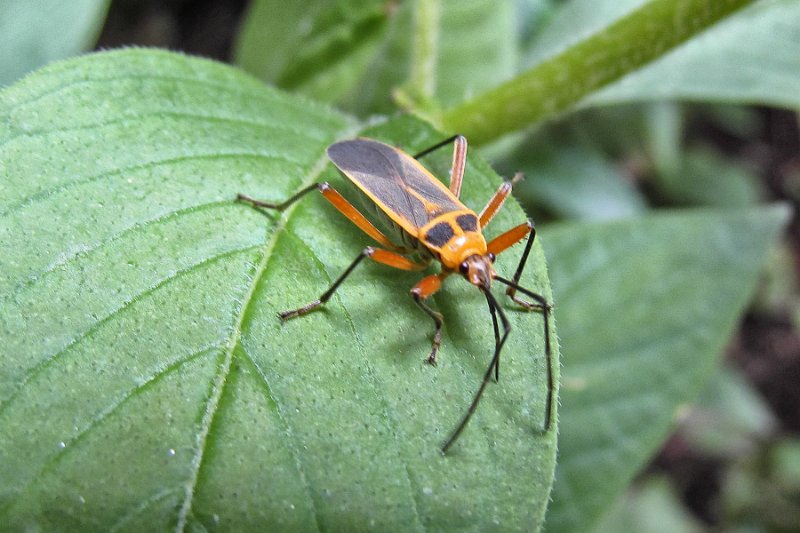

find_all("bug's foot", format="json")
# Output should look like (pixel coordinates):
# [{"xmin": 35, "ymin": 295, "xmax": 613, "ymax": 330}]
[
  {"xmin": 236, "ymin": 193, "xmax": 282, "ymax": 210},
  {"xmin": 278, "ymin": 300, "xmax": 322, "ymax": 321},
  {"xmin": 506, "ymin": 290, "xmax": 550, "ymax": 313},
  {"xmin": 424, "ymin": 328, "xmax": 442, "ymax": 366},
  {"xmin": 425, "ymin": 351, "xmax": 438, "ymax": 367}
]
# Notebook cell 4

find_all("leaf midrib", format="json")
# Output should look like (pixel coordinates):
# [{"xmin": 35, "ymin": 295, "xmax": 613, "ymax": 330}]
[{"xmin": 173, "ymin": 147, "xmax": 337, "ymax": 531}]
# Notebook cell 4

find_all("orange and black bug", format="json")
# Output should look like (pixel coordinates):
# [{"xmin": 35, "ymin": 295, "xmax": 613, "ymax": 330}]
[{"xmin": 237, "ymin": 135, "xmax": 552, "ymax": 453}]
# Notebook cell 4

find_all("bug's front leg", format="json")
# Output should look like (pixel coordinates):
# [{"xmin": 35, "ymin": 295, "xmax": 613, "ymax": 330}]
[
  {"xmin": 410, "ymin": 273, "xmax": 450, "ymax": 366},
  {"xmin": 500, "ymin": 221, "xmax": 550, "ymax": 313},
  {"xmin": 489, "ymin": 221, "xmax": 555, "ymax": 432},
  {"xmin": 486, "ymin": 219, "xmax": 550, "ymax": 312}
]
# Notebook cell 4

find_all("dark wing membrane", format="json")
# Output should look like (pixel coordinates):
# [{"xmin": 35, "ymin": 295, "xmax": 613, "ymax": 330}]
[{"xmin": 327, "ymin": 139, "xmax": 465, "ymax": 234}]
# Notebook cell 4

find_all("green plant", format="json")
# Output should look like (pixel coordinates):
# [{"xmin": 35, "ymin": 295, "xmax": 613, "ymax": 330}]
[{"xmin": 1, "ymin": 0, "xmax": 795, "ymax": 530}]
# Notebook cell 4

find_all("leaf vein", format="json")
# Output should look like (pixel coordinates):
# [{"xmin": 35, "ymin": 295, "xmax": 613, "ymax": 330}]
[
  {"xmin": 1, "ymin": 152, "xmax": 306, "ymax": 218},
  {"xmin": 238, "ymin": 343, "xmax": 323, "ymax": 532},
  {"xmin": 110, "ymin": 488, "xmax": 182, "ymax": 533},
  {"xmin": 1, "ymin": 111, "xmax": 329, "ymax": 150},
  {"xmin": 5, "ymin": 200, "xmax": 237, "ymax": 301},
  {"xmin": 287, "ymin": 230, "xmax": 427, "ymax": 532},
  {"xmin": 174, "ymin": 141, "xmax": 340, "ymax": 532},
  {"xmin": 0, "ymin": 345, "xmax": 219, "ymax": 517},
  {"xmin": 0, "ymin": 245, "xmax": 259, "ymax": 415}
]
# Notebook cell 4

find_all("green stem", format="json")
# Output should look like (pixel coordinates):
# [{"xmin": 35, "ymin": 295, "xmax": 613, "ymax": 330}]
[
  {"xmin": 440, "ymin": 0, "xmax": 755, "ymax": 145},
  {"xmin": 406, "ymin": 0, "xmax": 441, "ymax": 102}
]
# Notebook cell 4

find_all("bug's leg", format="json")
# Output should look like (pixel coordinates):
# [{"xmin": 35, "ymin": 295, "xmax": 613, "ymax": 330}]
[
  {"xmin": 280, "ymin": 247, "xmax": 429, "ymax": 320},
  {"xmin": 410, "ymin": 272, "xmax": 450, "ymax": 366},
  {"xmin": 237, "ymin": 182, "xmax": 319, "ymax": 211},
  {"xmin": 413, "ymin": 135, "xmax": 467, "ymax": 198},
  {"xmin": 488, "ymin": 219, "xmax": 550, "ymax": 314},
  {"xmin": 487, "ymin": 220, "xmax": 548, "ymax": 311},
  {"xmin": 238, "ymin": 182, "xmax": 403, "ymax": 251},
  {"xmin": 442, "ymin": 289, "xmax": 511, "ymax": 454},
  {"xmin": 477, "ymin": 172, "xmax": 523, "ymax": 228},
  {"xmin": 494, "ymin": 274, "xmax": 554, "ymax": 433},
  {"xmin": 489, "ymin": 220, "xmax": 554, "ymax": 433}
]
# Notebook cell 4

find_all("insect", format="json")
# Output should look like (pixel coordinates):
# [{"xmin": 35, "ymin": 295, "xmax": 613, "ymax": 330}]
[{"xmin": 237, "ymin": 135, "xmax": 552, "ymax": 453}]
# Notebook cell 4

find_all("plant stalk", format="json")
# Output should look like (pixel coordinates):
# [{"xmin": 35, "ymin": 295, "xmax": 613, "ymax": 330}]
[{"xmin": 440, "ymin": 0, "xmax": 756, "ymax": 145}]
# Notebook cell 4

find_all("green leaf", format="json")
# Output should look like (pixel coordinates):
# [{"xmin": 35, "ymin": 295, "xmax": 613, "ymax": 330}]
[
  {"xmin": 589, "ymin": 0, "xmax": 800, "ymax": 108},
  {"xmin": 0, "ymin": 49, "xmax": 558, "ymax": 530},
  {"xmin": 410, "ymin": 0, "xmax": 518, "ymax": 108},
  {"xmin": 0, "ymin": 0, "xmax": 110, "ymax": 86},
  {"xmin": 346, "ymin": 0, "xmax": 517, "ymax": 114},
  {"xmin": 233, "ymin": 0, "xmax": 389, "ymax": 104},
  {"xmin": 721, "ymin": 435, "xmax": 800, "ymax": 529},
  {"xmin": 771, "ymin": 438, "xmax": 800, "ymax": 490},
  {"xmin": 681, "ymin": 364, "xmax": 776, "ymax": 458},
  {"xmin": 541, "ymin": 205, "xmax": 789, "ymax": 532},
  {"xmin": 234, "ymin": 0, "xmax": 516, "ymax": 114},
  {"xmin": 654, "ymin": 146, "xmax": 763, "ymax": 207},
  {"xmin": 594, "ymin": 476, "xmax": 704, "ymax": 533},
  {"xmin": 644, "ymin": 102, "xmax": 763, "ymax": 206},
  {"xmin": 498, "ymin": 112, "xmax": 648, "ymax": 220},
  {"xmin": 512, "ymin": 142, "xmax": 647, "ymax": 220}
]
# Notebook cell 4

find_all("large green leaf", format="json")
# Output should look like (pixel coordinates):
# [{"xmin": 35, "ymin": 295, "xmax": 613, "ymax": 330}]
[
  {"xmin": 589, "ymin": 0, "xmax": 800, "ymax": 108},
  {"xmin": 0, "ymin": 49, "xmax": 558, "ymax": 530},
  {"xmin": 348, "ymin": 0, "xmax": 518, "ymax": 113},
  {"xmin": 236, "ymin": 0, "xmax": 517, "ymax": 114},
  {"xmin": 0, "ymin": 0, "xmax": 110, "ymax": 86},
  {"xmin": 541, "ymin": 206, "xmax": 788, "ymax": 532},
  {"xmin": 233, "ymin": 0, "xmax": 389, "ymax": 104}
]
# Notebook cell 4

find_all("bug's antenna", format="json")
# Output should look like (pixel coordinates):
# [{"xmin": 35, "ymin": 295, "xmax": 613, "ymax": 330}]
[
  {"xmin": 493, "ymin": 276, "xmax": 553, "ymax": 432},
  {"xmin": 442, "ymin": 289, "xmax": 510, "ymax": 454}
]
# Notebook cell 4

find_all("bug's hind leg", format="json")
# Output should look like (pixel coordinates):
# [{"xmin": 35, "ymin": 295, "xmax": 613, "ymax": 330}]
[
  {"xmin": 238, "ymin": 183, "xmax": 404, "ymax": 252},
  {"xmin": 281, "ymin": 247, "xmax": 429, "ymax": 320},
  {"xmin": 410, "ymin": 273, "xmax": 449, "ymax": 366},
  {"xmin": 278, "ymin": 248, "xmax": 370, "ymax": 320}
]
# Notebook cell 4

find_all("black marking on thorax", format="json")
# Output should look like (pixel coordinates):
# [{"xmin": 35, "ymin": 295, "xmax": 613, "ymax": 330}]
[{"xmin": 424, "ymin": 221, "xmax": 455, "ymax": 248}]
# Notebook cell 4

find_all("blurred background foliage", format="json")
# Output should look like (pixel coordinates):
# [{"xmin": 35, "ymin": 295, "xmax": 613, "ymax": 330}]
[{"xmin": 2, "ymin": 0, "xmax": 798, "ymax": 531}]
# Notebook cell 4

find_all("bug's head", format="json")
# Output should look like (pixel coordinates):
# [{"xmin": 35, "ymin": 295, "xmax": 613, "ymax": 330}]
[{"xmin": 459, "ymin": 254, "xmax": 495, "ymax": 290}]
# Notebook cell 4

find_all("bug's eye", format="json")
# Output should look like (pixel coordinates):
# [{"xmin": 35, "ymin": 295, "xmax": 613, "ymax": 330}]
[
  {"xmin": 459, "ymin": 262, "xmax": 468, "ymax": 274},
  {"xmin": 488, "ymin": 253, "xmax": 496, "ymax": 263}
]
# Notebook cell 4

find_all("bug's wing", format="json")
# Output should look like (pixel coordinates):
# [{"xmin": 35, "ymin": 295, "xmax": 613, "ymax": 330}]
[{"xmin": 327, "ymin": 139, "xmax": 466, "ymax": 236}]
